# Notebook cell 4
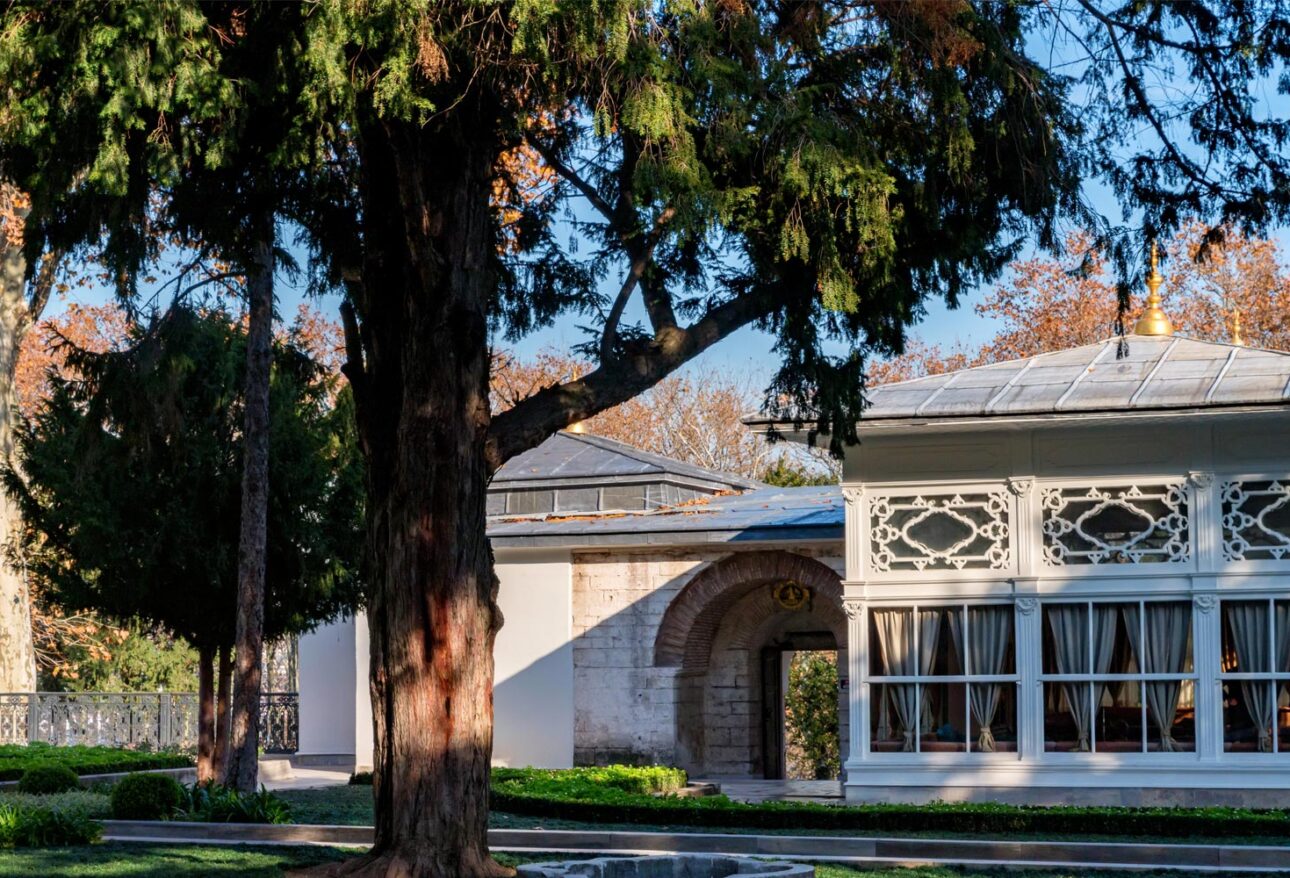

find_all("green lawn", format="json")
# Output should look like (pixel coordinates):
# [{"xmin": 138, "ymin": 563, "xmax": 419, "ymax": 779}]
[
  {"xmin": 276, "ymin": 786, "xmax": 1290, "ymax": 848},
  {"xmin": 0, "ymin": 844, "xmax": 1240, "ymax": 878}
]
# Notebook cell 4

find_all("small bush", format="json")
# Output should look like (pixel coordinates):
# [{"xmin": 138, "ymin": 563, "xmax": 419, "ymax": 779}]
[
  {"xmin": 0, "ymin": 791, "xmax": 110, "ymax": 819},
  {"xmin": 17, "ymin": 765, "xmax": 80, "ymax": 794},
  {"xmin": 110, "ymin": 772, "xmax": 185, "ymax": 820},
  {"xmin": 348, "ymin": 771, "xmax": 373, "ymax": 786},
  {"xmin": 0, "ymin": 802, "xmax": 100, "ymax": 847},
  {"xmin": 180, "ymin": 783, "xmax": 291, "ymax": 824}
]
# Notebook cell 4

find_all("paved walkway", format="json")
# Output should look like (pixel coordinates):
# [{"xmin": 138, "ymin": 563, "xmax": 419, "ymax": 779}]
[
  {"xmin": 262, "ymin": 766, "xmax": 352, "ymax": 791},
  {"xmin": 99, "ymin": 821, "xmax": 1290, "ymax": 873},
  {"xmin": 696, "ymin": 778, "xmax": 844, "ymax": 803}
]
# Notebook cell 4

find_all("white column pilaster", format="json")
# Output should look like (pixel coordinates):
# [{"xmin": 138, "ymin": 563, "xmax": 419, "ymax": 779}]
[
  {"xmin": 1014, "ymin": 595, "xmax": 1042, "ymax": 762},
  {"xmin": 843, "ymin": 597, "xmax": 867, "ymax": 771},
  {"xmin": 1189, "ymin": 471, "xmax": 1219, "ymax": 573},
  {"xmin": 1193, "ymin": 592, "xmax": 1221, "ymax": 761},
  {"xmin": 843, "ymin": 485, "xmax": 865, "ymax": 583}
]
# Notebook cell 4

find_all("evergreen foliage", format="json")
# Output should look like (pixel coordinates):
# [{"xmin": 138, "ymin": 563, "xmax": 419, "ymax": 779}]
[
  {"xmin": 15, "ymin": 765, "xmax": 80, "ymax": 795},
  {"xmin": 3, "ymin": 307, "xmax": 364, "ymax": 656},
  {"xmin": 109, "ymin": 773, "xmax": 185, "ymax": 821},
  {"xmin": 761, "ymin": 460, "xmax": 838, "ymax": 488}
]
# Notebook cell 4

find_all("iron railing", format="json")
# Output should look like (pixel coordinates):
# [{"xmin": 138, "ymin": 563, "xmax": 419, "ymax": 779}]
[{"xmin": 0, "ymin": 691, "xmax": 298, "ymax": 753}]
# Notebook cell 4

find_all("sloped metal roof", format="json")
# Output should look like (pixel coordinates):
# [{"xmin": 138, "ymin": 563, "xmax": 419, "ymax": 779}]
[
  {"xmin": 493, "ymin": 431, "xmax": 764, "ymax": 490},
  {"xmin": 776, "ymin": 335, "xmax": 1290, "ymax": 425},
  {"xmin": 487, "ymin": 485, "xmax": 842, "ymax": 547}
]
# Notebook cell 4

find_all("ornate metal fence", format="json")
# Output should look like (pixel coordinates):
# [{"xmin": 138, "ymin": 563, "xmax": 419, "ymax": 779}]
[{"xmin": 0, "ymin": 692, "xmax": 298, "ymax": 753}]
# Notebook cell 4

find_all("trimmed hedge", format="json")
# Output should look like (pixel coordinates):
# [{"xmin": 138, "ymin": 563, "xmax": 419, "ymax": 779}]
[
  {"xmin": 16, "ymin": 765, "xmax": 80, "ymax": 794},
  {"xmin": 489, "ymin": 767, "xmax": 1290, "ymax": 840},
  {"xmin": 0, "ymin": 743, "xmax": 192, "ymax": 781},
  {"xmin": 110, "ymin": 773, "xmax": 185, "ymax": 820}
]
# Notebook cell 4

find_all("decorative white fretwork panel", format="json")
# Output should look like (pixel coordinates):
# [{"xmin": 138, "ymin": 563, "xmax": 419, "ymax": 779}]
[
  {"xmin": 869, "ymin": 492, "xmax": 1010, "ymax": 573},
  {"xmin": 1041, "ymin": 484, "xmax": 1189, "ymax": 566},
  {"xmin": 1221, "ymin": 480, "xmax": 1290, "ymax": 562}
]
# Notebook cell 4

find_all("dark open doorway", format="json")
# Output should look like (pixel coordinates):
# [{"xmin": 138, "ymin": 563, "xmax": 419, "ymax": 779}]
[{"xmin": 760, "ymin": 631, "xmax": 840, "ymax": 780}]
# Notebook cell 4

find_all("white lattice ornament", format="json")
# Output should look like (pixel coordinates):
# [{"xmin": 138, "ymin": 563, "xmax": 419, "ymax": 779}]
[
  {"xmin": 869, "ymin": 492, "xmax": 1010, "ymax": 572},
  {"xmin": 1221, "ymin": 480, "xmax": 1290, "ymax": 561},
  {"xmin": 1041, "ymin": 483, "xmax": 1189, "ymax": 566}
]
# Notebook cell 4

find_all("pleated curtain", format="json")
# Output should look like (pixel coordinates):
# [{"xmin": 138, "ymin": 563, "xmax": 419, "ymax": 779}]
[
  {"xmin": 1047, "ymin": 604, "xmax": 1117, "ymax": 751},
  {"xmin": 1123, "ymin": 602, "xmax": 1191, "ymax": 751}
]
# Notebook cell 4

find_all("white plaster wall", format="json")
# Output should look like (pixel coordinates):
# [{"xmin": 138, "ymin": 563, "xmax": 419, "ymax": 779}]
[
  {"xmin": 493, "ymin": 548, "xmax": 574, "ymax": 768},
  {"xmin": 297, "ymin": 615, "xmax": 358, "ymax": 759}
]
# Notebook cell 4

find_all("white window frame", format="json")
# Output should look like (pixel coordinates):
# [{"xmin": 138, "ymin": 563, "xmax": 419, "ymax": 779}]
[
  {"xmin": 1217, "ymin": 596, "xmax": 1290, "ymax": 756},
  {"xmin": 864, "ymin": 600, "xmax": 1020, "ymax": 758},
  {"xmin": 1037, "ymin": 597, "xmax": 1199, "ymax": 757}
]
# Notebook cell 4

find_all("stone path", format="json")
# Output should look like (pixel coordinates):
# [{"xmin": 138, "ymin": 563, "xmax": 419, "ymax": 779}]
[
  {"xmin": 261, "ymin": 766, "xmax": 353, "ymax": 791},
  {"xmin": 99, "ymin": 821, "xmax": 1290, "ymax": 873},
  {"xmin": 697, "ymin": 779, "xmax": 844, "ymax": 803}
]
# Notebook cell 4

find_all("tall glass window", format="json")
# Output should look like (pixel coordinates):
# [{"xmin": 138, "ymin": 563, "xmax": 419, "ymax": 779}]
[
  {"xmin": 1041, "ymin": 600, "xmax": 1195, "ymax": 753},
  {"xmin": 868, "ymin": 604, "xmax": 1017, "ymax": 754},
  {"xmin": 1220, "ymin": 599, "xmax": 1290, "ymax": 753}
]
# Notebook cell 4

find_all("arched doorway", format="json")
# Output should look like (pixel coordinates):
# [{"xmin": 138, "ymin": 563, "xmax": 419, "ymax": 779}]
[{"xmin": 654, "ymin": 551, "xmax": 847, "ymax": 778}]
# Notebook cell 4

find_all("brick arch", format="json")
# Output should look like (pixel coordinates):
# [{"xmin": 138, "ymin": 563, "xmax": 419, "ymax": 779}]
[{"xmin": 653, "ymin": 550, "xmax": 844, "ymax": 670}]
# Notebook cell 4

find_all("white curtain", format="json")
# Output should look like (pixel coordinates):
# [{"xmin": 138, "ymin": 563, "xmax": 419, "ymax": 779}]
[
  {"xmin": 1227, "ymin": 602, "xmax": 1273, "ymax": 752},
  {"xmin": 948, "ymin": 606, "xmax": 1012, "ymax": 752},
  {"xmin": 1123, "ymin": 602, "xmax": 1191, "ymax": 751},
  {"xmin": 1047, "ymin": 604, "xmax": 1117, "ymax": 751},
  {"xmin": 873, "ymin": 608, "xmax": 941, "ymax": 752}
]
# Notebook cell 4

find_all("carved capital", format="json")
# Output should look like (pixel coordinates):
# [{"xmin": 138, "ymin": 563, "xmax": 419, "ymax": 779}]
[
  {"xmin": 1006, "ymin": 477, "xmax": 1034, "ymax": 497},
  {"xmin": 1188, "ymin": 471, "xmax": 1214, "ymax": 489},
  {"xmin": 842, "ymin": 598, "xmax": 864, "ymax": 621},
  {"xmin": 1194, "ymin": 594, "xmax": 1217, "ymax": 614},
  {"xmin": 1015, "ymin": 597, "xmax": 1039, "ymax": 616},
  {"xmin": 842, "ymin": 486, "xmax": 864, "ymax": 505}
]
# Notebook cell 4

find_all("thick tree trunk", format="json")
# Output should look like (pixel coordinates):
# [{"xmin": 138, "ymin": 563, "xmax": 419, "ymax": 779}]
[
  {"xmin": 196, "ymin": 646, "xmax": 216, "ymax": 784},
  {"xmin": 322, "ymin": 109, "xmax": 508, "ymax": 878},
  {"xmin": 214, "ymin": 645, "xmax": 233, "ymax": 779},
  {"xmin": 0, "ymin": 239, "xmax": 36, "ymax": 694},
  {"xmin": 224, "ymin": 219, "xmax": 275, "ymax": 793}
]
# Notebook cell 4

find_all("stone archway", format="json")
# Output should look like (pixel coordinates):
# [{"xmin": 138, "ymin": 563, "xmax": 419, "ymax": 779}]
[{"xmin": 653, "ymin": 551, "xmax": 846, "ymax": 777}]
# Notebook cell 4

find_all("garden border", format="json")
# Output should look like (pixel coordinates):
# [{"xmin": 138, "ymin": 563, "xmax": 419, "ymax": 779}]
[
  {"xmin": 0, "ymin": 766, "xmax": 196, "ymax": 791},
  {"xmin": 97, "ymin": 821, "xmax": 1290, "ymax": 872}
]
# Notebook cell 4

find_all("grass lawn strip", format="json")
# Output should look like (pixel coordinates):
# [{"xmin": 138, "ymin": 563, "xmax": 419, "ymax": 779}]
[{"xmin": 0, "ymin": 844, "xmax": 1255, "ymax": 878}]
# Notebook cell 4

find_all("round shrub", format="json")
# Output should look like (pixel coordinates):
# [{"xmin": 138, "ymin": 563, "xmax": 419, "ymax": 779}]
[
  {"xmin": 348, "ymin": 771, "xmax": 373, "ymax": 785},
  {"xmin": 109, "ymin": 772, "xmax": 184, "ymax": 820},
  {"xmin": 16, "ymin": 765, "xmax": 80, "ymax": 794}
]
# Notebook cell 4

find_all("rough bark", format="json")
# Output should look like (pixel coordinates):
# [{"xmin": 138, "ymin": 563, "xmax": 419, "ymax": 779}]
[
  {"xmin": 214, "ymin": 645, "xmax": 232, "ymax": 779},
  {"xmin": 196, "ymin": 645, "xmax": 216, "ymax": 784},
  {"xmin": 318, "ymin": 104, "xmax": 509, "ymax": 878},
  {"xmin": 224, "ymin": 218, "xmax": 275, "ymax": 793},
  {"xmin": 0, "ymin": 228, "xmax": 42, "ymax": 694}
]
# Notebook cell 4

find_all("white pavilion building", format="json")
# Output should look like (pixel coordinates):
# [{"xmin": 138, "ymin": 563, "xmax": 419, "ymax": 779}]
[{"xmin": 299, "ymin": 262, "xmax": 1290, "ymax": 806}]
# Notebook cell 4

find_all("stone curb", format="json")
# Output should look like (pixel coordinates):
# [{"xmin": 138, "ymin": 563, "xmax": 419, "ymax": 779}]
[{"xmin": 99, "ymin": 821, "xmax": 1290, "ymax": 872}]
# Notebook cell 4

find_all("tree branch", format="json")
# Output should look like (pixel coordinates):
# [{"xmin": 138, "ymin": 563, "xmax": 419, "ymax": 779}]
[
  {"xmin": 24, "ymin": 249, "xmax": 64, "ymax": 329},
  {"xmin": 486, "ymin": 290, "xmax": 773, "ymax": 471},
  {"xmin": 528, "ymin": 141, "xmax": 615, "ymax": 222}
]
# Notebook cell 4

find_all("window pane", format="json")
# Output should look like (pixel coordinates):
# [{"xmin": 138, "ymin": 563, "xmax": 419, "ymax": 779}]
[
  {"xmin": 1223, "ymin": 601, "xmax": 1271, "ymax": 673},
  {"xmin": 1281, "ymin": 684, "xmax": 1290, "ymax": 754},
  {"xmin": 1045, "ymin": 682, "xmax": 1091, "ymax": 752},
  {"xmin": 1095, "ymin": 681, "xmax": 1143, "ymax": 753},
  {"xmin": 870, "ymin": 682, "xmax": 915, "ymax": 752},
  {"xmin": 919, "ymin": 683, "xmax": 966, "ymax": 753},
  {"xmin": 1043, "ymin": 603, "xmax": 1089, "ymax": 675},
  {"xmin": 601, "ymin": 485, "xmax": 646, "ymax": 511},
  {"xmin": 1148, "ymin": 679, "xmax": 1196, "ymax": 752},
  {"xmin": 920, "ymin": 607, "xmax": 956, "ymax": 676},
  {"xmin": 869, "ymin": 608, "xmax": 914, "ymax": 677},
  {"xmin": 486, "ymin": 492, "xmax": 505, "ymax": 516},
  {"xmin": 507, "ymin": 490, "xmax": 554, "ymax": 514},
  {"xmin": 968, "ymin": 682, "xmax": 1016, "ymax": 752},
  {"xmin": 556, "ymin": 487, "xmax": 599, "ymax": 513},
  {"xmin": 1225, "ymin": 680, "xmax": 1275, "ymax": 753}
]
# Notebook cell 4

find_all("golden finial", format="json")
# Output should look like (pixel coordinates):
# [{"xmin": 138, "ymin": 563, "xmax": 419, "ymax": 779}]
[
  {"xmin": 1230, "ymin": 309, "xmax": 1245, "ymax": 346},
  {"xmin": 1133, "ymin": 241, "xmax": 1174, "ymax": 337}
]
